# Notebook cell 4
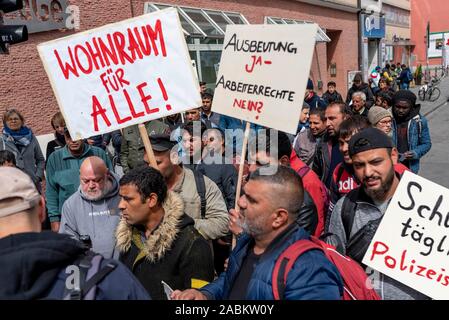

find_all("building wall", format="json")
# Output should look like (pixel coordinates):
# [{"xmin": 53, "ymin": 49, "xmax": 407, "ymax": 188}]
[
  {"xmin": 0, "ymin": 0, "xmax": 358, "ymax": 135},
  {"xmin": 411, "ymin": 0, "xmax": 449, "ymax": 66},
  {"xmin": 0, "ymin": 0, "xmax": 133, "ymax": 134}
]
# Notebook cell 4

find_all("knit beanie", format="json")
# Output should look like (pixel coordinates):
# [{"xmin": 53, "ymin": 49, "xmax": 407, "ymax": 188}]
[
  {"xmin": 368, "ymin": 106, "xmax": 392, "ymax": 126},
  {"xmin": 393, "ymin": 90, "xmax": 417, "ymax": 106}
]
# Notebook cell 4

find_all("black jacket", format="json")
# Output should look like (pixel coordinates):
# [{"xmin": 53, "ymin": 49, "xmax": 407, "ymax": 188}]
[
  {"xmin": 0, "ymin": 232, "xmax": 149, "ymax": 300},
  {"xmin": 117, "ymin": 192, "xmax": 215, "ymax": 300},
  {"xmin": 322, "ymin": 91, "xmax": 343, "ymax": 104},
  {"xmin": 346, "ymin": 83, "xmax": 375, "ymax": 108}
]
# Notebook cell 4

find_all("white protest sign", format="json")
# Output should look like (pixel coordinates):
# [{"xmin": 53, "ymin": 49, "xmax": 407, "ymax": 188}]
[
  {"xmin": 363, "ymin": 171, "xmax": 449, "ymax": 300},
  {"xmin": 212, "ymin": 24, "xmax": 317, "ymax": 135},
  {"xmin": 38, "ymin": 8, "xmax": 200, "ymax": 140}
]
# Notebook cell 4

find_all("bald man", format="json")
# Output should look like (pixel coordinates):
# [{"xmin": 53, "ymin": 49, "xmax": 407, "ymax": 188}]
[{"xmin": 59, "ymin": 156, "xmax": 121, "ymax": 258}]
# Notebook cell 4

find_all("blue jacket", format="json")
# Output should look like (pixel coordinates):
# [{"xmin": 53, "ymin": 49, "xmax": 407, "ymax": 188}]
[
  {"xmin": 305, "ymin": 93, "xmax": 328, "ymax": 110},
  {"xmin": 393, "ymin": 111, "xmax": 432, "ymax": 174},
  {"xmin": 200, "ymin": 224, "xmax": 343, "ymax": 300}
]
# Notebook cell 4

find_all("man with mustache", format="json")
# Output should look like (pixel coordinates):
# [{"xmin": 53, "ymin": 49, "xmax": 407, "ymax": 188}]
[
  {"xmin": 171, "ymin": 165, "xmax": 342, "ymax": 300},
  {"xmin": 327, "ymin": 128, "xmax": 427, "ymax": 300},
  {"xmin": 59, "ymin": 156, "xmax": 121, "ymax": 259}
]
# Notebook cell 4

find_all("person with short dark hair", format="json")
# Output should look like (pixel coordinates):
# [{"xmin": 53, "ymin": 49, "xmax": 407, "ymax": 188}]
[
  {"xmin": 0, "ymin": 150, "xmax": 16, "ymax": 167},
  {"xmin": 327, "ymin": 128, "xmax": 428, "ymax": 300},
  {"xmin": 313, "ymin": 102, "xmax": 349, "ymax": 188},
  {"xmin": 116, "ymin": 166, "xmax": 214, "ymax": 299},
  {"xmin": 0, "ymin": 167, "xmax": 150, "ymax": 300},
  {"xmin": 322, "ymin": 81, "xmax": 343, "ymax": 104},
  {"xmin": 201, "ymin": 93, "xmax": 220, "ymax": 127},
  {"xmin": 46, "ymin": 112, "xmax": 67, "ymax": 160},
  {"xmin": 0, "ymin": 109, "xmax": 45, "ymax": 191},
  {"xmin": 172, "ymin": 165, "xmax": 343, "ymax": 300}
]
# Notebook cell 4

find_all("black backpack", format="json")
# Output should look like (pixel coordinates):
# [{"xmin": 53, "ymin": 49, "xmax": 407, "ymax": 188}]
[
  {"xmin": 63, "ymin": 251, "xmax": 117, "ymax": 300},
  {"xmin": 340, "ymin": 189, "xmax": 383, "ymax": 264}
]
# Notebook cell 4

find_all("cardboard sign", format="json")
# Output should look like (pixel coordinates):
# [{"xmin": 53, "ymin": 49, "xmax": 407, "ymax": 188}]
[
  {"xmin": 38, "ymin": 8, "xmax": 200, "ymax": 139},
  {"xmin": 363, "ymin": 171, "xmax": 449, "ymax": 300},
  {"xmin": 212, "ymin": 24, "xmax": 317, "ymax": 134}
]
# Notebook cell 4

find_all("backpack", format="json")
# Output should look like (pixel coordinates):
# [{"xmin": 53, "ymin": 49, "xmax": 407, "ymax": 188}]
[
  {"xmin": 193, "ymin": 170, "xmax": 207, "ymax": 219},
  {"xmin": 63, "ymin": 252, "xmax": 117, "ymax": 300},
  {"xmin": 272, "ymin": 236, "xmax": 380, "ymax": 300}
]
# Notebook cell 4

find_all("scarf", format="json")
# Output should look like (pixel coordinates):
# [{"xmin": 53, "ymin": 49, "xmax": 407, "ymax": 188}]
[{"xmin": 3, "ymin": 126, "xmax": 33, "ymax": 147}]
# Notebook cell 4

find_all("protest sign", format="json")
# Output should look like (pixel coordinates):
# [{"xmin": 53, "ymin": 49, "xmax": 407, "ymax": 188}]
[
  {"xmin": 212, "ymin": 24, "xmax": 317, "ymax": 134},
  {"xmin": 38, "ymin": 8, "xmax": 200, "ymax": 140},
  {"xmin": 363, "ymin": 171, "xmax": 449, "ymax": 300}
]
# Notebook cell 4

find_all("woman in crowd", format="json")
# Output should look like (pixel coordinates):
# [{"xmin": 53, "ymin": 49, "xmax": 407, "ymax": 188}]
[{"xmin": 0, "ymin": 109, "xmax": 45, "ymax": 191}]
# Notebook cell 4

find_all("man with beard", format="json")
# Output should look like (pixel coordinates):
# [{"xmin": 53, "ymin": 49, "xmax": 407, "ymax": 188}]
[
  {"xmin": 116, "ymin": 166, "xmax": 214, "ymax": 299},
  {"xmin": 327, "ymin": 128, "xmax": 428, "ymax": 300},
  {"xmin": 392, "ymin": 90, "xmax": 431, "ymax": 174},
  {"xmin": 46, "ymin": 129, "xmax": 113, "ymax": 232},
  {"xmin": 171, "ymin": 166, "xmax": 343, "ymax": 300},
  {"xmin": 59, "ymin": 157, "xmax": 121, "ymax": 259},
  {"xmin": 312, "ymin": 102, "xmax": 349, "ymax": 188},
  {"xmin": 294, "ymin": 108, "xmax": 327, "ymax": 166}
]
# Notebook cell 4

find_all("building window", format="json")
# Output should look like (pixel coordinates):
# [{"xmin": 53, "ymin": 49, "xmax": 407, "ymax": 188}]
[
  {"xmin": 265, "ymin": 16, "xmax": 331, "ymax": 42},
  {"xmin": 144, "ymin": 3, "xmax": 248, "ymax": 88}
]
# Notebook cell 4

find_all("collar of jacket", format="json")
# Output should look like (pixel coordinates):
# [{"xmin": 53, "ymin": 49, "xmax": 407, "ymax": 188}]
[
  {"xmin": 115, "ymin": 191, "xmax": 185, "ymax": 263},
  {"xmin": 61, "ymin": 143, "xmax": 92, "ymax": 160},
  {"xmin": 172, "ymin": 168, "xmax": 187, "ymax": 194}
]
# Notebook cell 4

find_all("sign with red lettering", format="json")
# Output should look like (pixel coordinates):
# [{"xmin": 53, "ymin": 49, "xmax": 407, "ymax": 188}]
[
  {"xmin": 212, "ymin": 24, "xmax": 317, "ymax": 134},
  {"xmin": 363, "ymin": 171, "xmax": 449, "ymax": 299},
  {"xmin": 37, "ymin": 8, "xmax": 200, "ymax": 139}
]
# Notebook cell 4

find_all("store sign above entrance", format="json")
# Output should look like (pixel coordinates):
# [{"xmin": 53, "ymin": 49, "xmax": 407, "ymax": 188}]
[
  {"xmin": 362, "ymin": 14, "xmax": 385, "ymax": 39},
  {"xmin": 2, "ymin": 0, "xmax": 72, "ymax": 34}
]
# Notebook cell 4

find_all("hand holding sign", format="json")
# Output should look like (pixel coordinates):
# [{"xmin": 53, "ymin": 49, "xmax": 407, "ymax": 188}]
[
  {"xmin": 213, "ymin": 24, "xmax": 317, "ymax": 134},
  {"xmin": 363, "ymin": 171, "xmax": 449, "ymax": 299},
  {"xmin": 38, "ymin": 8, "xmax": 200, "ymax": 140}
]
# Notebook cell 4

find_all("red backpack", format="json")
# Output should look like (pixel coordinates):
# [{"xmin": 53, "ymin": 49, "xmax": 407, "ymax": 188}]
[{"xmin": 272, "ymin": 236, "xmax": 380, "ymax": 300}]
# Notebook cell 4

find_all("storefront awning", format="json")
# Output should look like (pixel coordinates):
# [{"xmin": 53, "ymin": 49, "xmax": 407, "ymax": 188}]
[
  {"xmin": 144, "ymin": 3, "xmax": 249, "ymax": 38},
  {"xmin": 265, "ymin": 16, "xmax": 331, "ymax": 42}
]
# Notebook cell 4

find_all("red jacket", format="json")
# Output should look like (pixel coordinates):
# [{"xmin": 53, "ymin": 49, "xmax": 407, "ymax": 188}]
[{"xmin": 290, "ymin": 150, "xmax": 329, "ymax": 237}]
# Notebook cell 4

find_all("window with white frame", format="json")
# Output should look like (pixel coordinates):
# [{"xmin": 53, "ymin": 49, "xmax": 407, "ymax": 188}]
[
  {"xmin": 265, "ymin": 16, "xmax": 331, "ymax": 43},
  {"xmin": 144, "ymin": 3, "xmax": 249, "ymax": 88}
]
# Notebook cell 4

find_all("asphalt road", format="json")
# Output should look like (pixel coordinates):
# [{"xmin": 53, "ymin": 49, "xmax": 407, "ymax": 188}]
[{"xmin": 410, "ymin": 77, "xmax": 449, "ymax": 188}]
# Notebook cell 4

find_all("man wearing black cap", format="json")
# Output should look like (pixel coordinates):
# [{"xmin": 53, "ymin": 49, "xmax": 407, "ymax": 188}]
[
  {"xmin": 327, "ymin": 128, "xmax": 428, "ymax": 300},
  {"xmin": 142, "ymin": 134, "xmax": 229, "ymax": 242},
  {"xmin": 392, "ymin": 90, "xmax": 431, "ymax": 174}
]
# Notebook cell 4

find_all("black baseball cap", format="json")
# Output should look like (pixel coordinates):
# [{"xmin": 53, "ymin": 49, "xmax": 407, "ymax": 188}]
[
  {"xmin": 139, "ymin": 134, "xmax": 176, "ymax": 152},
  {"xmin": 349, "ymin": 127, "xmax": 394, "ymax": 157}
]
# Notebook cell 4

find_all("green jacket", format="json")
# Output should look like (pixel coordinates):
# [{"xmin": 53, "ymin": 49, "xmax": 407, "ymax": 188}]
[
  {"xmin": 45, "ymin": 144, "xmax": 113, "ymax": 222},
  {"xmin": 120, "ymin": 120, "xmax": 170, "ymax": 173}
]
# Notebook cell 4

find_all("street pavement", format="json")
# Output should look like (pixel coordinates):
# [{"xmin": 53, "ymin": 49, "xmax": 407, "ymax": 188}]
[{"xmin": 410, "ymin": 76, "xmax": 449, "ymax": 188}]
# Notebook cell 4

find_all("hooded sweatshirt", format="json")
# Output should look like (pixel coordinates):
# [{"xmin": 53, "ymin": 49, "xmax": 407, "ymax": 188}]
[
  {"xmin": 59, "ymin": 172, "xmax": 121, "ymax": 259},
  {"xmin": 0, "ymin": 232, "xmax": 150, "ymax": 300}
]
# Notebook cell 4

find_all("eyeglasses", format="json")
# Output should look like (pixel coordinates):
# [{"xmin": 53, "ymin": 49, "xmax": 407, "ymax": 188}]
[{"xmin": 377, "ymin": 119, "xmax": 392, "ymax": 126}]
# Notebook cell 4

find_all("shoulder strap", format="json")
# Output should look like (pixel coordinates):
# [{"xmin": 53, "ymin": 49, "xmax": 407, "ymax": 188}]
[
  {"xmin": 272, "ymin": 239, "xmax": 323, "ymax": 300},
  {"xmin": 64, "ymin": 253, "xmax": 116, "ymax": 300},
  {"xmin": 341, "ymin": 190, "xmax": 358, "ymax": 241},
  {"xmin": 193, "ymin": 170, "xmax": 207, "ymax": 219}
]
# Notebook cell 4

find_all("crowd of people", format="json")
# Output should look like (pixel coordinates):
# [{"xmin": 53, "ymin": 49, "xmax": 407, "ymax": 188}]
[{"xmin": 0, "ymin": 70, "xmax": 433, "ymax": 300}]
